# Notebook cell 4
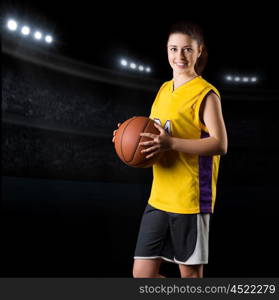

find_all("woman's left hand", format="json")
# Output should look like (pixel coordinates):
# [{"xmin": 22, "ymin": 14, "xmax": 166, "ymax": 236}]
[{"xmin": 139, "ymin": 122, "xmax": 172, "ymax": 159}]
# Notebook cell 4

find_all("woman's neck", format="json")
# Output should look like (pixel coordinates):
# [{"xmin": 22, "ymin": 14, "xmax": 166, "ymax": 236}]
[{"xmin": 173, "ymin": 71, "xmax": 199, "ymax": 90}]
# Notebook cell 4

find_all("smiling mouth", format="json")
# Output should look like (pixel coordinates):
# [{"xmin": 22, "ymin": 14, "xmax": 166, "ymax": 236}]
[{"xmin": 175, "ymin": 62, "xmax": 187, "ymax": 67}]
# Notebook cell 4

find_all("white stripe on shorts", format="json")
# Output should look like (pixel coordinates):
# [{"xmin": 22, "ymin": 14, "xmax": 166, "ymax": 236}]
[
  {"xmin": 175, "ymin": 213, "xmax": 210, "ymax": 265},
  {"xmin": 134, "ymin": 256, "xmax": 176, "ymax": 263}
]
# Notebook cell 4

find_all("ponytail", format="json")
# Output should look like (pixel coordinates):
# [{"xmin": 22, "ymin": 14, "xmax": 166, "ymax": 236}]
[{"xmin": 195, "ymin": 45, "xmax": 208, "ymax": 75}]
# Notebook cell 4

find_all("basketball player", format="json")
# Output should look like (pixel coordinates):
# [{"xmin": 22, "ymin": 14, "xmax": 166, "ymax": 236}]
[{"xmin": 112, "ymin": 20, "xmax": 228, "ymax": 278}]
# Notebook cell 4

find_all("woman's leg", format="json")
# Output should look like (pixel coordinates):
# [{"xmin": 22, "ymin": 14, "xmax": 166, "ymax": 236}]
[
  {"xmin": 179, "ymin": 264, "xmax": 203, "ymax": 278},
  {"xmin": 133, "ymin": 258, "xmax": 165, "ymax": 278},
  {"xmin": 133, "ymin": 205, "xmax": 169, "ymax": 278}
]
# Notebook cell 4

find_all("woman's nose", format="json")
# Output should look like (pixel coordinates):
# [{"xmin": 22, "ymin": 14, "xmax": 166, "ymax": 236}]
[{"xmin": 178, "ymin": 50, "xmax": 186, "ymax": 59}]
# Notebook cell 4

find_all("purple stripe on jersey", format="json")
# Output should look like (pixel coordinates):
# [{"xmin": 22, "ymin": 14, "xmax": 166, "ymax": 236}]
[{"xmin": 199, "ymin": 131, "xmax": 213, "ymax": 213}]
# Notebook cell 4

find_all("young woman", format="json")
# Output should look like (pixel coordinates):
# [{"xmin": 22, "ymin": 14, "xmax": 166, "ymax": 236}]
[{"xmin": 112, "ymin": 20, "xmax": 228, "ymax": 278}]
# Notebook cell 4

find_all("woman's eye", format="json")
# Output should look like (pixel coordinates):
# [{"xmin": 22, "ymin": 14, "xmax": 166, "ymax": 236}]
[
  {"xmin": 170, "ymin": 48, "xmax": 177, "ymax": 51},
  {"xmin": 185, "ymin": 48, "xmax": 192, "ymax": 52}
]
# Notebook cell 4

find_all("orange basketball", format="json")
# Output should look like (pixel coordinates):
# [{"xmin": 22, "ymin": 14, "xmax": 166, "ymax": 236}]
[{"xmin": 114, "ymin": 116, "xmax": 163, "ymax": 168}]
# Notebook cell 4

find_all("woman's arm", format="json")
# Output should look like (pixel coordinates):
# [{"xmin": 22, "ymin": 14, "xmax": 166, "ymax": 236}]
[
  {"xmin": 170, "ymin": 92, "xmax": 228, "ymax": 156},
  {"xmin": 140, "ymin": 92, "xmax": 228, "ymax": 158}
]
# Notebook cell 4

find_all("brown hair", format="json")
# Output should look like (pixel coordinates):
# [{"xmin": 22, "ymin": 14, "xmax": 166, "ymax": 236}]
[{"xmin": 167, "ymin": 20, "xmax": 208, "ymax": 75}]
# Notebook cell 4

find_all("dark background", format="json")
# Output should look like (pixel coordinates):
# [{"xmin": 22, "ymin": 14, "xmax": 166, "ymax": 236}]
[
  {"xmin": 2, "ymin": 1, "xmax": 279, "ymax": 88},
  {"xmin": 1, "ymin": 1, "xmax": 279, "ymax": 277}
]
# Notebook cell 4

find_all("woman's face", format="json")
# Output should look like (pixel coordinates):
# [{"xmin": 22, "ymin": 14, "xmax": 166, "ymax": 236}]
[{"xmin": 167, "ymin": 33, "xmax": 202, "ymax": 75}]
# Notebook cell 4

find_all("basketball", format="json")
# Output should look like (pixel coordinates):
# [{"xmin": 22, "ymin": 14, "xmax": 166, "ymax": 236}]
[{"xmin": 114, "ymin": 116, "xmax": 163, "ymax": 168}]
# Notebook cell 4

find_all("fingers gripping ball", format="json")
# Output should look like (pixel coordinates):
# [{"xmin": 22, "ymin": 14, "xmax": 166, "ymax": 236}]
[{"xmin": 114, "ymin": 116, "xmax": 163, "ymax": 168}]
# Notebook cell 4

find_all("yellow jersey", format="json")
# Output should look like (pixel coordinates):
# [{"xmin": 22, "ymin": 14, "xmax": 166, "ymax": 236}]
[{"xmin": 148, "ymin": 76, "xmax": 221, "ymax": 214}]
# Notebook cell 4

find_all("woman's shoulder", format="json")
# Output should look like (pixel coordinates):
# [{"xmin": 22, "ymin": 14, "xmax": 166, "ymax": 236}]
[
  {"xmin": 160, "ymin": 79, "xmax": 172, "ymax": 89},
  {"xmin": 198, "ymin": 76, "xmax": 216, "ymax": 88},
  {"xmin": 198, "ymin": 77, "xmax": 220, "ymax": 97},
  {"xmin": 155, "ymin": 80, "xmax": 172, "ymax": 95}
]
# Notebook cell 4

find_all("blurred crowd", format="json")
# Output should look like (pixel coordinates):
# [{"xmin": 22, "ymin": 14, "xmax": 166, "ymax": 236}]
[{"xmin": 2, "ymin": 54, "xmax": 278, "ymax": 186}]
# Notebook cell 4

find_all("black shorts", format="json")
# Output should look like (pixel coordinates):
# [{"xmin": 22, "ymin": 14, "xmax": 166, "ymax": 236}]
[{"xmin": 134, "ymin": 204, "xmax": 211, "ymax": 265}]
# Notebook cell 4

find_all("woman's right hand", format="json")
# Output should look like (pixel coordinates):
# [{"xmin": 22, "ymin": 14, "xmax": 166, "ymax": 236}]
[{"xmin": 112, "ymin": 122, "xmax": 121, "ymax": 143}]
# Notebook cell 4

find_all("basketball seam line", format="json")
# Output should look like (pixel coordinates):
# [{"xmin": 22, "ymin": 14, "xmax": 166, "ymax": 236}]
[{"xmin": 121, "ymin": 117, "xmax": 150, "ymax": 164}]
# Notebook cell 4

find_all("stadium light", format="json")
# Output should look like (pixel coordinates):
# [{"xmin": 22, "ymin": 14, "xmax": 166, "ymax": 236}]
[
  {"xmin": 225, "ymin": 74, "xmax": 258, "ymax": 84},
  {"xmin": 5, "ymin": 18, "xmax": 54, "ymax": 45},
  {"xmin": 119, "ymin": 57, "xmax": 152, "ymax": 74},
  {"xmin": 7, "ymin": 19, "xmax": 18, "ymax": 31},
  {"xmin": 120, "ymin": 59, "xmax": 128, "ymax": 66},
  {"xmin": 130, "ymin": 62, "xmax": 137, "ymax": 69},
  {"xmin": 34, "ymin": 31, "xmax": 42, "ymax": 40},
  {"xmin": 45, "ymin": 35, "xmax": 53, "ymax": 43},
  {"xmin": 226, "ymin": 75, "xmax": 232, "ymax": 81},
  {"xmin": 21, "ymin": 26, "xmax": 30, "ymax": 35}
]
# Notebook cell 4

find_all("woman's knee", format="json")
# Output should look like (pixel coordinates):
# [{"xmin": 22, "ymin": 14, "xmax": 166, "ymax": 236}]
[
  {"xmin": 179, "ymin": 264, "xmax": 203, "ymax": 278},
  {"xmin": 133, "ymin": 259, "xmax": 161, "ymax": 278},
  {"xmin": 133, "ymin": 268, "xmax": 153, "ymax": 278}
]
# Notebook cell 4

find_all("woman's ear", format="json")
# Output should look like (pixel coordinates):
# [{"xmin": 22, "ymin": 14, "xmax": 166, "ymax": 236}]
[{"xmin": 198, "ymin": 44, "xmax": 203, "ymax": 58}]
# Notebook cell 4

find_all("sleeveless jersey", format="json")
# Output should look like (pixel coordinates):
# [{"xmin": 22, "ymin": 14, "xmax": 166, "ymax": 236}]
[{"xmin": 148, "ymin": 76, "xmax": 221, "ymax": 214}]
